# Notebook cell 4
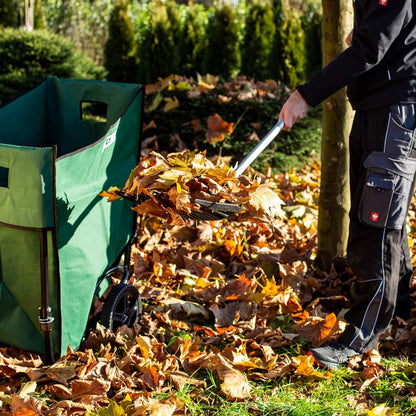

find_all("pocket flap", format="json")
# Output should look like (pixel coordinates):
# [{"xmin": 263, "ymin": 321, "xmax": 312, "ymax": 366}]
[
  {"xmin": 366, "ymin": 174, "xmax": 394, "ymax": 190},
  {"xmin": 364, "ymin": 151, "xmax": 416, "ymax": 181}
]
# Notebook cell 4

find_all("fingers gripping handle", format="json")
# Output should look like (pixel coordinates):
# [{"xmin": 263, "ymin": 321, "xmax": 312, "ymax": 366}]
[{"xmin": 234, "ymin": 119, "xmax": 285, "ymax": 177}]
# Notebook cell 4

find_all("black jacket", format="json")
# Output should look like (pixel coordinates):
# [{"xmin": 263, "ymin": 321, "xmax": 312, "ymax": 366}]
[{"xmin": 297, "ymin": 0, "xmax": 416, "ymax": 110}]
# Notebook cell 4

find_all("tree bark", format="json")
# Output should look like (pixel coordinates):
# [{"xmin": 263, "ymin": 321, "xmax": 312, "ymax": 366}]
[{"xmin": 315, "ymin": 0, "xmax": 354, "ymax": 271}]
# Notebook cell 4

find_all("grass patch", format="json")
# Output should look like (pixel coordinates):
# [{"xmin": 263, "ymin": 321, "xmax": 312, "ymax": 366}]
[{"xmin": 173, "ymin": 356, "xmax": 416, "ymax": 415}]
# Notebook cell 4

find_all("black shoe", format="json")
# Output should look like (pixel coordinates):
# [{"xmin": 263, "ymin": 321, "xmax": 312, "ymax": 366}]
[{"xmin": 309, "ymin": 341, "xmax": 360, "ymax": 370}]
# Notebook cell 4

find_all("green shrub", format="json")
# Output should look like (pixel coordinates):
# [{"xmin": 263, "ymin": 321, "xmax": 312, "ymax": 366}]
[
  {"xmin": 165, "ymin": 0, "xmax": 183, "ymax": 53},
  {"xmin": 302, "ymin": 4, "xmax": 322, "ymax": 78},
  {"xmin": 0, "ymin": 0, "xmax": 18, "ymax": 28},
  {"xmin": 281, "ymin": 11, "xmax": 306, "ymax": 87},
  {"xmin": 202, "ymin": 3, "xmax": 241, "ymax": 80},
  {"xmin": 179, "ymin": 2, "xmax": 208, "ymax": 76},
  {"xmin": 34, "ymin": 0, "xmax": 46, "ymax": 29},
  {"xmin": 240, "ymin": 0, "xmax": 275, "ymax": 81},
  {"xmin": 268, "ymin": 0, "xmax": 284, "ymax": 83},
  {"xmin": 104, "ymin": 0, "xmax": 138, "ymax": 83},
  {"xmin": 132, "ymin": 0, "xmax": 320, "ymax": 86},
  {"xmin": 137, "ymin": 1, "xmax": 180, "ymax": 83},
  {"xmin": 0, "ymin": 28, "xmax": 105, "ymax": 103},
  {"xmin": 269, "ymin": 0, "xmax": 306, "ymax": 88}
]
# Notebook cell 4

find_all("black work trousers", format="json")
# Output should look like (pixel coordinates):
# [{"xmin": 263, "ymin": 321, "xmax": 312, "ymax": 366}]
[{"xmin": 337, "ymin": 104, "xmax": 416, "ymax": 352}]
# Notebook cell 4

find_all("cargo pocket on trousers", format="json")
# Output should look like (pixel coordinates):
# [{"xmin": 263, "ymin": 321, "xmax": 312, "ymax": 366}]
[
  {"xmin": 359, "ymin": 151, "xmax": 416, "ymax": 230},
  {"xmin": 359, "ymin": 171, "xmax": 394, "ymax": 228}
]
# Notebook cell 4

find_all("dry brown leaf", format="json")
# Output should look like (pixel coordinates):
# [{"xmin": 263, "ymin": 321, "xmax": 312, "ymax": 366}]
[
  {"xmin": 140, "ymin": 365, "xmax": 164, "ymax": 390},
  {"xmin": 143, "ymin": 120, "xmax": 157, "ymax": 132},
  {"xmin": 11, "ymin": 395, "xmax": 48, "ymax": 416},
  {"xmin": 174, "ymin": 338, "xmax": 211, "ymax": 374},
  {"xmin": 211, "ymin": 354, "xmax": 251, "ymax": 399},
  {"xmin": 45, "ymin": 360, "xmax": 78, "ymax": 384},
  {"xmin": 48, "ymin": 384, "xmax": 72, "ymax": 400},
  {"xmin": 190, "ymin": 118, "xmax": 202, "ymax": 132},
  {"xmin": 168, "ymin": 371, "xmax": 205, "ymax": 390},
  {"xmin": 245, "ymin": 182, "xmax": 284, "ymax": 221},
  {"xmin": 70, "ymin": 379, "xmax": 110, "ymax": 400}
]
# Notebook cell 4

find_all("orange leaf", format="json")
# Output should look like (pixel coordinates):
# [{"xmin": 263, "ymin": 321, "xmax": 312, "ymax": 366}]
[
  {"xmin": 98, "ymin": 186, "xmax": 121, "ymax": 202},
  {"xmin": 206, "ymin": 114, "xmax": 234, "ymax": 144},
  {"xmin": 294, "ymin": 313, "xmax": 341, "ymax": 347},
  {"xmin": 143, "ymin": 120, "xmax": 157, "ymax": 132},
  {"xmin": 190, "ymin": 118, "xmax": 202, "ymax": 132}
]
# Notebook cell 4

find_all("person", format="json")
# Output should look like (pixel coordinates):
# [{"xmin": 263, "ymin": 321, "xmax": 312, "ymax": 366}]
[{"xmin": 279, "ymin": 0, "xmax": 416, "ymax": 370}]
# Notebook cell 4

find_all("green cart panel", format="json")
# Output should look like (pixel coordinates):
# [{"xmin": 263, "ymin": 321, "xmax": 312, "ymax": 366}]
[{"xmin": 0, "ymin": 77, "xmax": 143, "ymax": 357}]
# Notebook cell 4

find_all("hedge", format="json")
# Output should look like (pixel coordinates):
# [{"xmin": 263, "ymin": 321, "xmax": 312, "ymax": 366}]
[{"xmin": 0, "ymin": 28, "xmax": 106, "ymax": 103}]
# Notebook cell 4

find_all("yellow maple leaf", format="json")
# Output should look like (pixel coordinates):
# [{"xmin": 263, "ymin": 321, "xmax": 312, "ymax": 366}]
[
  {"xmin": 163, "ymin": 96, "xmax": 180, "ymax": 112},
  {"xmin": 294, "ymin": 355, "xmax": 333, "ymax": 380},
  {"xmin": 367, "ymin": 403, "xmax": 400, "ymax": 416},
  {"xmin": 197, "ymin": 73, "xmax": 219, "ymax": 90}
]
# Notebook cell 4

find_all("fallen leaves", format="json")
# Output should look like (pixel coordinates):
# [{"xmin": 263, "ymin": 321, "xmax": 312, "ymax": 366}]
[
  {"xmin": 3, "ymin": 148, "xmax": 416, "ymax": 415},
  {"xmin": 206, "ymin": 113, "xmax": 234, "ymax": 144},
  {"xmin": 100, "ymin": 149, "xmax": 285, "ymax": 225}
]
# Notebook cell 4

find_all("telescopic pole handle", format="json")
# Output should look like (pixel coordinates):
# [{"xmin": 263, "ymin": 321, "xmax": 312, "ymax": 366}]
[{"xmin": 234, "ymin": 119, "xmax": 285, "ymax": 177}]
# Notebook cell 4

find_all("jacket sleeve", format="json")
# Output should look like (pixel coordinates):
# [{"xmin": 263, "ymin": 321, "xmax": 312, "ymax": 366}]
[{"xmin": 297, "ymin": 0, "xmax": 411, "ymax": 106}]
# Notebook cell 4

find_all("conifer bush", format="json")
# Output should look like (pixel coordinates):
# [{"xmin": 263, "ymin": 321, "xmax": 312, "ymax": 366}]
[
  {"xmin": 302, "ymin": 4, "xmax": 322, "ymax": 78},
  {"xmin": 279, "ymin": 10, "xmax": 306, "ymax": 87},
  {"xmin": 104, "ymin": 0, "xmax": 138, "ymax": 83},
  {"xmin": 268, "ymin": 0, "xmax": 284, "ymax": 84},
  {"xmin": 179, "ymin": 3, "xmax": 207, "ymax": 76},
  {"xmin": 0, "ymin": 28, "xmax": 105, "ymax": 103},
  {"xmin": 240, "ymin": 0, "xmax": 275, "ymax": 81},
  {"xmin": 202, "ymin": 3, "xmax": 241, "ymax": 80},
  {"xmin": 137, "ymin": 1, "xmax": 180, "ymax": 83},
  {"xmin": 0, "ymin": 0, "xmax": 18, "ymax": 28}
]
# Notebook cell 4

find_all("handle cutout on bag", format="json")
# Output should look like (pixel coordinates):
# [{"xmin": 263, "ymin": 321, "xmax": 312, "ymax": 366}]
[
  {"xmin": 0, "ymin": 166, "xmax": 9, "ymax": 188},
  {"xmin": 80, "ymin": 101, "xmax": 108, "ymax": 123}
]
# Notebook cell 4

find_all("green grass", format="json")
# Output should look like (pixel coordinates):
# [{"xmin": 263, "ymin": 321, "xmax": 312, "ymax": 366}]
[{"xmin": 173, "ymin": 356, "xmax": 416, "ymax": 416}]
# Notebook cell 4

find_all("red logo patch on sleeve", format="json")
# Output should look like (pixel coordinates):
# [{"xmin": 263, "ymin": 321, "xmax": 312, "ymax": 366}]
[
  {"xmin": 370, "ymin": 212, "xmax": 380, "ymax": 222},
  {"xmin": 379, "ymin": 0, "xmax": 388, "ymax": 5}
]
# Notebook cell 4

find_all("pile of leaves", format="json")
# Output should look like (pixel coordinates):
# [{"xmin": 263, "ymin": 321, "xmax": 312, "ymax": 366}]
[
  {"xmin": 100, "ymin": 149, "xmax": 284, "ymax": 225},
  {"xmin": 2, "ymin": 159, "xmax": 415, "ymax": 415}
]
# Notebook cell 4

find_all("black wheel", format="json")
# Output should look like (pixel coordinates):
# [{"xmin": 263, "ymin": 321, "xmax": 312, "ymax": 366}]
[{"xmin": 100, "ymin": 283, "xmax": 142, "ymax": 332}]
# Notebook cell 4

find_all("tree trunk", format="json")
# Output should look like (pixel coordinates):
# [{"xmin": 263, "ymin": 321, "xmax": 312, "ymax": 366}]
[
  {"xmin": 24, "ymin": 0, "xmax": 34, "ymax": 31},
  {"xmin": 315, "ymin": 0, "xmax": 354, "ymax": 271}
]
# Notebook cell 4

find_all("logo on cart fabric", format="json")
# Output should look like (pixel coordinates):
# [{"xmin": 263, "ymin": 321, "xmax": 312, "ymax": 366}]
[
  {"xmin": 370, "ymin": 211, "xmax": 380, "ymax": 222},
  {"xmin": 379, "ymin": 0, "xmax": 388, "ymax": 5},
  {"xmin": 103, "ymin": 131, "xmax": 116, "ymax": 151}
]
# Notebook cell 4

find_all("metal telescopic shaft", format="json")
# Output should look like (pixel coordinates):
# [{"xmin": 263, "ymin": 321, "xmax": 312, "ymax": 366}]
[{"xmin": 235, "ymin": 119, "xmax": 285, "ymax": 177}]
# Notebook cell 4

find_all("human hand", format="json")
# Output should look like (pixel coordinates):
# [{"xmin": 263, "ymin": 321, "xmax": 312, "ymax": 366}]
[{"xmin": 279, "ymin": 89, "xmax": 309, "ymax": 130}]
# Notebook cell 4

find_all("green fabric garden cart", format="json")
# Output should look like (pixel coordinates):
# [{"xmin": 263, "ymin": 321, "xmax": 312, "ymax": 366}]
[{"xmin": 0, "ymin": 77, "xmax": 144, "ymax": 361}]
